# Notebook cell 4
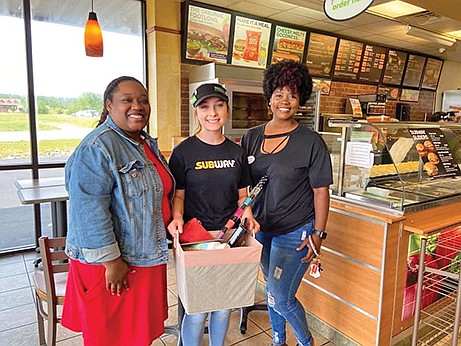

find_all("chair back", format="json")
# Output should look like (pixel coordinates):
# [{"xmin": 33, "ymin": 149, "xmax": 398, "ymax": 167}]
[{"xmin": 38, "ymin": 236, "xmax": 69, "ymax": 303}]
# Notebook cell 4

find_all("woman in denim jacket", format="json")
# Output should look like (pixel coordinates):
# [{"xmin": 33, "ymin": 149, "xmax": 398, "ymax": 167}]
[{"xmin": 62, "ymin": 76, "xmax": 175, "ymax": 346}]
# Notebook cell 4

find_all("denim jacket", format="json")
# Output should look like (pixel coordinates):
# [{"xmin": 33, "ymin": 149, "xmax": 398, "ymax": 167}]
[{"xmin": 65, "ymin": 116, "xmax": 174, "ymax": 266}]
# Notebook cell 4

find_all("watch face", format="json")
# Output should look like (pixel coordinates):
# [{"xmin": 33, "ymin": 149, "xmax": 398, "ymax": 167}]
[{"xmin": 314, "ymin": 230, "xmax": 327, "ymax": 239}]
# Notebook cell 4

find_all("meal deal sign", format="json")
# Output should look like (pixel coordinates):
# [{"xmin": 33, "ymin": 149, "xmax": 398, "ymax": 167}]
[
  {"xmin": 324, "ymin": 0, "xmax": 374, "ymax": 21},
  {"xmin": 271, "ymin": 26, "xmax": 307, "ymax": 64},
  {"xmin": 231, "ymin": 16, "xmax": 272, "ymax": 69}
]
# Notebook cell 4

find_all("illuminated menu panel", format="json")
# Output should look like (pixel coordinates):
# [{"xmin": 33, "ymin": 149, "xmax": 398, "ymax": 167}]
[
  {"xmin": 382, "ymin": 49, "xmax": 408, "ymax": 85},
  {"xmin": 403, "ymin": 54, "xmax": 426, "ymax": 88},
  {"xmin": 306, "ymin": 32, "xmax": 337, "ymax": 78},
  {"xmin": 358, "ymin": 44, "xmax": 386, "ymax": 83},
  {"xmin": 333, "ymin": 39, "xmax": 363, "ymax": 81},
  {"xmin": 422, "ymin": 58, "xmax": 443, "ymax": 90}
]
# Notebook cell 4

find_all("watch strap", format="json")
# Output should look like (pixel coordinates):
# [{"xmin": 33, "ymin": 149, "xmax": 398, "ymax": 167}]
[{"xmin": 313, "ymin": 229, "xmax": 327, "ymax": 240}]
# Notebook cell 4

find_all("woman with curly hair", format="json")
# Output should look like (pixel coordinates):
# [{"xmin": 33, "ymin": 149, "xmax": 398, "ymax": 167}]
[{"xmin": 240, "ymin": 60, "xmax": 333, "ymax": 346}]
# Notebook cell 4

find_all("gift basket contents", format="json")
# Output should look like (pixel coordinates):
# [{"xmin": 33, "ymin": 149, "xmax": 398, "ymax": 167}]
[
  {"xmin": 178, "ymin": 175, "xmax": 268, "ymax": 251},
  {"xmin": 174, "ymin": 175, "xmax": 268, "ymax": 314}
]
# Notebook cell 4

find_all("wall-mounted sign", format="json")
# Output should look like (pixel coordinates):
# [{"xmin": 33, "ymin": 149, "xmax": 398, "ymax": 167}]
[
  {"xmin": 400, "ymin": 89, "xmax": 420, "ymax": 102},
  {"xmin": 324, "ymin": 0, "xmax": 374, "ymax": 21},
  {"xmin": 231, "ymin": 15, "xmax": 272, "ymax": 69},
  {"xmin": 422, "ymin": 58, "xmax": 443, "ymax": 90},
  {"xmin": 306, "ymin": 33, "xmax": 337, "ymax": 78},
  {"xmin": 358, "ymin": 44, "xmax": 386, "ymax": 83},
  {"xmin": 185, "ymin": 4, "xmax": 231, "ymax": 63},
  {"xmin": 382, "ymin": 49, "xmax": 408, "ymax": 86},
  {"xmin": 270, "ymin": 25, "xmax": 307, "ymax": 64},
  {"xmin": 333, "ymin": 39, "xmax": 363, "ymax": 81},
  {"xmin": 402, "ymin": 54, "xmax": 426, "ymax": 88}
]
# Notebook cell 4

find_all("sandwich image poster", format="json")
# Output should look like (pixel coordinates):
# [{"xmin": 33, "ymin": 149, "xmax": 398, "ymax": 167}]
[
  {"xmin": 271, "ymin": 26, "xmax": 307, "ymax": 64},
  {"xmin": 231, "ymin": 15, "xmax": 272, "ymax": 69},
  {"xmin": 408, "ymin": 128, "xmax": 460, "ymax": 179},
  {"xmin": 186, "ymin": 4, "xmax": 231, "ymax": 63}
]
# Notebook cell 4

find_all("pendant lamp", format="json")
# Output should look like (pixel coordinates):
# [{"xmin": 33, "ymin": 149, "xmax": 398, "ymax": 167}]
[{"xmin": 84, "ymin": 0, "xmax": 103, "ymax": 57}]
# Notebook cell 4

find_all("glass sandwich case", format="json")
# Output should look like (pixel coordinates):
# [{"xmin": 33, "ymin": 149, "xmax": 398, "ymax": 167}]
[{"xmin": 322, "ymin": 119, "xmax": 461, "ymax": 213}]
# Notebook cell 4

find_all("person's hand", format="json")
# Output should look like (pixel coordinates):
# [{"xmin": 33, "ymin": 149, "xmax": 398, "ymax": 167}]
[
  {"xmin": 297, "ymin": 234, "xmax": 322, "ymax": 263},
  {"xmin": 244, "ymin": 216, "xmax": 260, "ymax": 234},
  {"xmin": 167, "ymin": 218, "xmax": 184, "ymax": 238},
  {"xmin": 103, "ymin": 257, "xmax": 135, "ymax": 296}
]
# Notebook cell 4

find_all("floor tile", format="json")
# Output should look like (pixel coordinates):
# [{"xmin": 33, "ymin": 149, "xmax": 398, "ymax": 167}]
[
  {"xmin": 0, "ymin": 323, "xmax": 38, "ymax": 346},
  {"xmin": 0, "ymin": 261, "xmax": 27, "ymax": 278},
  {"xmin": 0, "ymin": 303, "xmax": 36, "ymax": 332},
  {"xmin": 0, "ymin": 253, "xmax": 24, "ymax": 266},
  {"xmin": 0, "ymin": 287, "xmax": 34, "ymax": 311},
  {"xmin": 0, "ymin": 273, "xmax": 30, "ymax": 293}
]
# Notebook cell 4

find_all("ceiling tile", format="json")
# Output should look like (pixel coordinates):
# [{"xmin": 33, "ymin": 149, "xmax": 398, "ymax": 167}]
[
  {"xmin": 269, "ymin": 12, "xmax": 318, "ymax": 26},
  {"xmin": 247, "ymin": 0, "xmax": 297, "ymax": 11},
  {"xmin": 229, "ymin": 2, "xmax": 281, "ymax": 17},
  {"xmin": 308, "ymin": 20, "xmax": 348, "ymax": 33},
  {"xmin": 285, "ymin": 7, "xmax": 326, "ymax": 21}
]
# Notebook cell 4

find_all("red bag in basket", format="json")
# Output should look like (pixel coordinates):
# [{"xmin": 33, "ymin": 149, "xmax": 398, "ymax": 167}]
[{"xmin": 179, "ymin": 218, "xmax": 213, "ymax": 244}]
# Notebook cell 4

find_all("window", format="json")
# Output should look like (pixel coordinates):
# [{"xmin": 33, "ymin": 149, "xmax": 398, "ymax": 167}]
[{"xmin": 0, "ymin": 0, "xmax": 146, "ymax": 253}]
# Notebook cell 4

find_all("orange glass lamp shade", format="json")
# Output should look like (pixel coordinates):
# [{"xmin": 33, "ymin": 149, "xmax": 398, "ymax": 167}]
[{"xmin": 84, "ymin": 11, "xmax": 103, "ymax": 57}]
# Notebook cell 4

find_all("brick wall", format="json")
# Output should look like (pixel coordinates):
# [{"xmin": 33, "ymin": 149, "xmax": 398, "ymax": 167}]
[{"xmin": 180, "ymin": 63, "xmax": 436, "ymax": 133}]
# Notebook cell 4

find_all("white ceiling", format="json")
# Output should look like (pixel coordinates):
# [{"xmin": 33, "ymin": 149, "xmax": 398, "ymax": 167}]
[{"xmin": 196, "ymin": 0, "xmax": 461, "ymax": 63}]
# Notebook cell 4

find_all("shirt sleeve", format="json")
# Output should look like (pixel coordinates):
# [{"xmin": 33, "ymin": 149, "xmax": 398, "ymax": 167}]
[
  {"xmin": 168, "ymin": 148, "xmax": 187, "ymax": 189},
  {"xmin": 308, "ymin": 133, "xmax": 333, "ymax": 188}
]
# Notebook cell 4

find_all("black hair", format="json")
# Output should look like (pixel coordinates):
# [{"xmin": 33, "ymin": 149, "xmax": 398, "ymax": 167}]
[
  {"xmin": 262, "ymin": 60, "xmax": 313, "ymax": 105},
  {"xmin": 96, "ymin": 76, "xmax": 146, "ymax": 127}
]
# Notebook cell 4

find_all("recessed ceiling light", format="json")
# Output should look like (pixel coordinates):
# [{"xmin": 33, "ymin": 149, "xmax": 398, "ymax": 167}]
[
  {"xmin": 366, "ymin": 0, "xmax": 425, "ymax": 19},
  {"xmin": 447, "ymin": 30, "xmax": 461, "ymax": 40}
]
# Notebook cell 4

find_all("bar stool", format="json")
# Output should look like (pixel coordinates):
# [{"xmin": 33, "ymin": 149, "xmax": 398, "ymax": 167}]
[{"xmin": 239, "ymin": 303, "xmax": 268, "ymax": 334}]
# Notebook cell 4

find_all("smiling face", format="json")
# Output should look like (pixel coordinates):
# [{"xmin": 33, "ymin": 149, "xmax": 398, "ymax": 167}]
[
  {"xmin": 106, "ymin": 80, "xmax": 150, "ymax": 141},
  {"xmin": 195, "ymin": 97, "xmax": 229, "ymax": 134},
  {"xmin": 269, "ymin": 86, "xmax": 300, "ymax": 121}
]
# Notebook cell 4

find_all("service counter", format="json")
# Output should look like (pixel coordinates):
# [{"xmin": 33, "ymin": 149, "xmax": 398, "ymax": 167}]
[{"xmin": 298, "ymin": 120, "xmax": 461, "ymax": 345}]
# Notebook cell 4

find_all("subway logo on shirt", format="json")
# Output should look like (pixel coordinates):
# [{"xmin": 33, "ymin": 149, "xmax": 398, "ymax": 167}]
[{"xmin": 195, "ymin": 160, "xmax": 236, "ymax": 170}]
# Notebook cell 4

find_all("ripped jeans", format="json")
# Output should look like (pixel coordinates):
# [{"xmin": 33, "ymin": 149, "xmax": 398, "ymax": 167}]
[{"xmin": 256, "ymin": 220, "xmax": 315, "ymax": 346}]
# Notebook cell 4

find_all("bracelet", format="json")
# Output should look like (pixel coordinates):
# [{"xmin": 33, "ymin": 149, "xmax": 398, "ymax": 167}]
[{"xmin": 308, "ymin": 235, "xmax": 320, "ymax": 257}]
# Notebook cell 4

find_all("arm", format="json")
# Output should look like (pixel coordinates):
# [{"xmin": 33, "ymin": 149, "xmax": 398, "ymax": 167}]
[
  {"xmin": 298, "ymin": 186, "xmax": 330, "ymax": 263},
  {"xmin": 167, "ymin": 189, "xmax": 185, "ymax": 237}
]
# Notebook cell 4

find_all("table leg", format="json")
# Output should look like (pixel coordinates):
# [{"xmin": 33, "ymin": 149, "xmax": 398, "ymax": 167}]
[{"xmin": 50, "ymin": 201, "xmax": 68, "ymax": 237}]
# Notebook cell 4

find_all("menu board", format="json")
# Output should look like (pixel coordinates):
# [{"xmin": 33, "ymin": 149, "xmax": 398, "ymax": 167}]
[
  {"xmin": 422, "ymin": 58, "xmax": 443, "ymax": 90},
  {"xmin": 402, "ymin": 54, "xmax": 426, "ymax": 88},
  {"xmin": 333, "ymin": 39, "xmax": 363, "ymax": 81},
  {"xmin": 358, "ymin": 44, "xmax": 386, "ymax": 83},
  {"xmin": 271, "ymin": 26, "xmax": 307, "ymax": 64},
  {"xmin": 305, "ymin": 33, "xmax": 337, "ymax": 78},
  {"xmin": 382, "ymin": 49, "xmax": 407, "ymax": 85},
  {"xmin": 409, "ymin": 128, "xmax": 461, "ymax": 179},
  {"xmin": 185, "ymin": 4, "xmax": 231, "ymax": 63},
  {"xmin": 231, "ymin": 15, "xmax": 272, "ymax": 69}
]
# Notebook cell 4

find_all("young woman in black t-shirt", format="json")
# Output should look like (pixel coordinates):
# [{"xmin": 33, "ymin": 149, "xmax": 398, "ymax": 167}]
[{"xmin": 168, "ymin": 83, "xmax": 259, "ymax": 346}]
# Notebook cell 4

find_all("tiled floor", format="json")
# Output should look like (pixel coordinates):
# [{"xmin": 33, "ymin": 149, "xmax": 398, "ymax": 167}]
[{"xmin": 0, "ymin": 250, "xmax": 335, "ymax": 346}]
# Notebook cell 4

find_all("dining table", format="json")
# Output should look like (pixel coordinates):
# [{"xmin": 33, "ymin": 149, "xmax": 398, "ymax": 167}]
[{"xmin": 15, "ymin": 177, "xmax": 69, "ymax": 239}]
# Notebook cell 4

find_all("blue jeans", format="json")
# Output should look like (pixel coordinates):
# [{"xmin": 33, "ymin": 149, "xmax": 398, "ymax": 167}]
[
  {"xmin": 256, "ymin": 220, "xmax": 315, "ymax": 346},
  {"xmin": 181, "ymin": 309, "xmax": 231, "ymax": 346}
]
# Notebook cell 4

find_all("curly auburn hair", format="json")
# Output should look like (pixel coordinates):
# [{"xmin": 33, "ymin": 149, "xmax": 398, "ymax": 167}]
[{"xmin": 262, "ymin": 60, "xmax": 313, "ymax": 105}]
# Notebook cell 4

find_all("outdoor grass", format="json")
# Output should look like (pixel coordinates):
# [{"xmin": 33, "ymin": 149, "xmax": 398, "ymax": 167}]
[
  {"xmin": 0, "ymin": 139, "xmax": 82, "ymax": 160},
  {"xmin": 0, "ymin": 113, "xmax": 98, "ymax": 131}
]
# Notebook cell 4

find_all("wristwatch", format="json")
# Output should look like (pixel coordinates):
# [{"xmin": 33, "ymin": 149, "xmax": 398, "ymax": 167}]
[{"xmin": 313, "ymin": 229, "xmax": 327, "ymax": 240}]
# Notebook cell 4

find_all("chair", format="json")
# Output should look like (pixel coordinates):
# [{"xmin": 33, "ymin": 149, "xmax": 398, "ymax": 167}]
[{"xmin": 32, "ymin": 236, "xmax": 69, "ymax": 346}]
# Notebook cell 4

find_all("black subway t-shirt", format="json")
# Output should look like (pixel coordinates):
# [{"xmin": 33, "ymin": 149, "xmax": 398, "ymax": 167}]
[{"xmin": 169, "ymin": 136, "xmax": 251, "ymax": 230}]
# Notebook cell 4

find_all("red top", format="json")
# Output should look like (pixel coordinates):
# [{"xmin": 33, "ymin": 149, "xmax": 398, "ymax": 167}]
[{"xmin": 142, "ymin": 140, "xmax": 173, "ymax": 227}]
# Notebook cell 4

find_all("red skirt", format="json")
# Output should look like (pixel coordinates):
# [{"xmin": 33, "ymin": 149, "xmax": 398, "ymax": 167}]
[{"xmin": 62, "ymin": 259, "xmax": 168, "ymax": 346}]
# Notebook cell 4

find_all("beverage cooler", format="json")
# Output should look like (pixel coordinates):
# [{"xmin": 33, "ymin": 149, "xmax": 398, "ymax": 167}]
[{"xmin": 189, "ymin": 63, "xmax": 321, "ymax": 142}]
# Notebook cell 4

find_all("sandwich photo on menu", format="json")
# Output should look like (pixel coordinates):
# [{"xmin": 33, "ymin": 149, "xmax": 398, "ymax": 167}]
[{"xmin": 271, "ymin": 38, "xmax": 304, "ymax": 63}]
